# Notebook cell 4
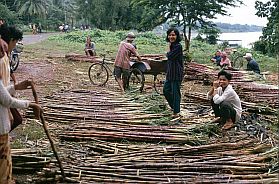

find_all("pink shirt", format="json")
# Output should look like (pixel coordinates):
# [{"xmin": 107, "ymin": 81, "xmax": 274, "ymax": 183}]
[
  {"xmin": 220, "ymin": 57, "xmax": 231, "ymax": 67},
  {"xmin": 114, "ymin": 41, "xmax": 138, "ymax": 70}
]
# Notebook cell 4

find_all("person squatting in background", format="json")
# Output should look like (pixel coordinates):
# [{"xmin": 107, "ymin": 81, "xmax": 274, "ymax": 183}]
[
  {"xmin": 84, "ymin": 35, "xmax": 96, "ymax": 56},
  {"xmin": 243, "ymin": 53, "xmax": 260, "ymax": 74},
  {"xmin": 220, "ymin": 52, "xmax": 232, "ymax": 69},
  {"xmin": 210, "ymin": 50, "xmax": 222, "ymax": 66}
]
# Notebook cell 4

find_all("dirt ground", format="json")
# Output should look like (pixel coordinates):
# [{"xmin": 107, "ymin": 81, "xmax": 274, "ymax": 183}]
[{"xmin": 10, "ymin": 38, "xmax": 278, "ymax": 183}]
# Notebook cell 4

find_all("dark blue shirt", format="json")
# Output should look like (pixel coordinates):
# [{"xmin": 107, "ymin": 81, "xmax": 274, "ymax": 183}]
[
  {"xmin": 166, "ymin": 42, "xmax": 184, "ymax": 81},
  {"xmin": 247, "ymin": 59, "xmax": 260, "ymax": 74},
  {"xmin": 212, "ymin": 55, "xmax": 222, "ymax": 66}
]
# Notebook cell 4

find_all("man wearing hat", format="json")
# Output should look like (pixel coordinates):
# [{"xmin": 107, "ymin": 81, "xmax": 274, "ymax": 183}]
[
  {"xmin": 114, "ymin": 32, "xmax": 141, "ymax": 93},
  {"xmin": 243, "ymin": 53, "xmax": 260, "ymax": 74}
]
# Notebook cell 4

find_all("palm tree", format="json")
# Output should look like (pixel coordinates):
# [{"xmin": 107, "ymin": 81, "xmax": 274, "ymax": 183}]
[{"xmin": 15, "ymin": 0, "xmax": 51, "ymax": 18}]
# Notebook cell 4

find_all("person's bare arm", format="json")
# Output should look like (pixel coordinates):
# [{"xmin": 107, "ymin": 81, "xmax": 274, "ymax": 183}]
[
  {"xmin": 14, "ymin": 80, "xmax": 34, "ymax": 90},
  {"xmin": 208, "ymin": 80, "xmax": 219, "ymax": 96},
  {"xmin": 0, "ymin": 38, "xmax": 8, "ymax": 59}
]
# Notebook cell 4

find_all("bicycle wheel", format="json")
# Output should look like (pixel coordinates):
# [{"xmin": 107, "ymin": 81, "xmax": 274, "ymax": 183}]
[
  {"xmin": 233, "ymin": 56, "xmax": 245, "ymax": 70},
  {"xmin": 88, "ymin": 63, "xmax": 109, "ymax": 86},
  {"xmin": 10, "ymin": 54, "xmax": 19, "ymax": 72},
  {"xmin": 154, "ymin": 73, "xmax": 165, "ymax": 95},
  {"xmin": 128, "ymin": 68, "xmax": 144, "ymax": 92}
]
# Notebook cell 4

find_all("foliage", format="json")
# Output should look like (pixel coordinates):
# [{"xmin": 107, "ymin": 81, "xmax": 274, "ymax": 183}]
[
  {"xmin": 199, "ymin": 27, "xmax": 221, "ymax": 45},
  {"xmin": 253, "ymin": 40, "xmax": 268, "ymax": 55},
  {"xmin": 0, "ymin": 3, "xmax": 19, "ymax": 25},
  {"xmin": 48, "ymin": 29, "xmax": 167, "ymax": 55},
  {"xmin": 75, "ymin": 0, "xmax": 144, "ymax": 31},
  {"xmin": 132, "ymin": 0, "xmax": 243, "ymax": 51},
  {"xmin": 255, "ymin": 0, "xmax": 279, "ymax": 56},
  {"xmin": 48, "ymin": 29, "xmax": 277, "ymax": 73},
  {"xmin": 14, "ymin": 0, "xmax": 51, "ymax": 18}
]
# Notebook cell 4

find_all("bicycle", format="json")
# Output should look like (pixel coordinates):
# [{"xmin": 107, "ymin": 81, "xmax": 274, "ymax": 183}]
[
  {"xmin": 229, "ymin": 50, "xmax": 246, "ymax": 70},
  {"xmin": 88, "ymin": 53, "xmax": 144, "ymax": 91},
  {"xmin": 10, "ymin": 42, "xmax": 23, "ymax": 72}
]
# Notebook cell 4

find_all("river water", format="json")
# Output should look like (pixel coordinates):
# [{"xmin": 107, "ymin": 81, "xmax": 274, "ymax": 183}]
[
  {"xmin": 218, "ymin": 32, "xmax": 262, "ymax": 48},
  {"xmin": 191, "ymin": 31, "xmax": 262, "ymax": 49}
]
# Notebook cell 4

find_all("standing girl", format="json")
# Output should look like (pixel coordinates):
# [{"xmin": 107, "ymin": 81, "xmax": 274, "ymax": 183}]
[{"xmin": 163, "ymin": 27, "xmax": 184, "ymax": 118}]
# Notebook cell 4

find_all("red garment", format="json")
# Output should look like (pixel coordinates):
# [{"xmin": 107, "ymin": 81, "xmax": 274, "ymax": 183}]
[{"xmin": 114, "ymin": 41, "xmax": 137, "ymax": 70}]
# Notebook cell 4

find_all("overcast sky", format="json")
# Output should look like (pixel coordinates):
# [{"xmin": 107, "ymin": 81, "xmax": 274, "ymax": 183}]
[{"xmin": 215, "ymin": 0, "xmax": 268, "ymax": 26}]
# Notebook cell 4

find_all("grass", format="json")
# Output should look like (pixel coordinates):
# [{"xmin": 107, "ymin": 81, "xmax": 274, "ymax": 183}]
[
  {"xmin": 11, "ymin": 120, "xmax": 45, "ymax": 149},
  {"xmin": 46, "ymin": 30, "xmax": 278, "ymax": 73}
]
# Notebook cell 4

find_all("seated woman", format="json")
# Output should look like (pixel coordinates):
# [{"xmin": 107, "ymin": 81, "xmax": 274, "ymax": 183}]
[
  {"xmin": 220, "ymin": 52, "xmax": 232, "ymax": 69},
  {"xmin": 84, "ymin": 35, "xmax": 96, "ymax": 56},
  {"xmin": 207, "ymin": 70, "xmax": 242, "ymax": 130},
  {"xmin": 210, "ymin": 50, "xmax": 222, "ymax": 66}
]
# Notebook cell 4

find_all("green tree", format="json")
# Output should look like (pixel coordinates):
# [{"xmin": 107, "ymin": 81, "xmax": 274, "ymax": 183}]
[
  {"xmin": 132, "ymin": 0, "xmax": 243, "ymax": 51},
  {"xmin": 75, "ymin": 0, "xmax": 142, "ymax": 30},
  {"xmin": 14, "ymin": 0, "xmax": 51, "ymax": 19},
  {"xmin": 0, "ymin": 3, "xmax": 18, "ymax": 25},
  {"xmin": 199, "ymin": 27, "xmax": 221, "ymax": 45},
  {"xmin": 255, "ymin": 0, "xmax": 278, "ymax": 56}
]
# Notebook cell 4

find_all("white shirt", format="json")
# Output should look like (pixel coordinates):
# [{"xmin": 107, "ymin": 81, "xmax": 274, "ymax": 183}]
[
  {"xmin": 0, "ymin": 80, "xmax": 29, "ymax": 135},
  {"xmin": 207, "ymin": 84, "xmax": 242, "ymax": 121}
]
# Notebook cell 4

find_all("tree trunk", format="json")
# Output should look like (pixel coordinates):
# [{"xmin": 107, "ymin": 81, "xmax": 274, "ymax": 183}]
[
  {"xmin": 183, "ymin": 24, "xmax": 191, "ymax": 52},
  {"xmin": 183, "ymin": 25, "xmax": 189, "ymax": 52},
  {"xmin": 187, "ymin": 26, "xmax": 192, "ymax": 51}
]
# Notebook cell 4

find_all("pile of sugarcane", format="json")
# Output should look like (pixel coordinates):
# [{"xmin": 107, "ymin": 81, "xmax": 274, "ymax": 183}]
[
  {"xmin": 59, "ymin": 120, "xmax": 209, "ymax": 144},
  {"xmin": 184, "ymin": 62, "xmax": 279, "ymax": 109},
  {"xmin": 21, "ymin": 79, "xmax": 278, "ymax": 183},
  {"xmin": 184, "ymin": 92, "xmax": 277, "ymax": 115},
  {"xmin": 33, "ymin": 140, "xmax": 278, "ymax": 183},
  {"xmin": 236, "ymin": 84, "xmax": 279, "ymax": 108},
  {"xmin": 65, "ymin": 54, "xmax": 103, "ymax": 63},
  {"xmin": 12, "ymin": 149, "xmax": 52, "ymax": 174}
]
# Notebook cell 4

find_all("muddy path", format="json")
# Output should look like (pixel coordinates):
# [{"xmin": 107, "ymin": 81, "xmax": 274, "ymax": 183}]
[{"xmin": 22, "ymin": 33, "xmax": 57, "ymax": 45}]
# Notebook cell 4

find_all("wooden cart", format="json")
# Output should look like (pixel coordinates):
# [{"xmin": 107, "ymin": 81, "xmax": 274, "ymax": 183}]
[{"xmin": 129, "ymin": 54, "xmax": 167, "ymax": 94}]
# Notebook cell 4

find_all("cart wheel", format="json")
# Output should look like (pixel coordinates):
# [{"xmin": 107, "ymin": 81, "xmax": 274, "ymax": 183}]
[
  {"xmin": 154, "ymin": 73, "xmax": 165, "ymax": 95},
  {"xmin": 128, "ymin": 68, "xmax": 144, "ymax": 92},
  {"xmin": 88, "ymin": 63, "xmax": 109, "ymax": 86}
]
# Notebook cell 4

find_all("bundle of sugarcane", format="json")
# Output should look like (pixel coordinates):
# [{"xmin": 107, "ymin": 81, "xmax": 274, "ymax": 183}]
[
  {"xmin": 184, "ymin": 92, "xmax": 277, "ymax": 115},
  {"xmin": 59, "ymin": 123, "xmax": 207, "ymax": 144},
  {"xmin": 33, "ymin": 140, "xmax": 278, "ymax": 183},
  {"xmin": 11, "ymin": 149, "xmax": 52, "ymax": 174},
  {"xmin": 65, "ymin": 54, "xmax": 103, "ymax": 63}
]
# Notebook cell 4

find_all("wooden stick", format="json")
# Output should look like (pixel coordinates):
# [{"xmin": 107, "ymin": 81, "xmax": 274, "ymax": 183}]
[{"xmin": 40, "ymin": 112, "xmax": 65, "ymax": 181}]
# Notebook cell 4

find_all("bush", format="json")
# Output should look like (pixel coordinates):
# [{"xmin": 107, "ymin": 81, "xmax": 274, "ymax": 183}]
[
  {"xmin": 253, "ymin": 40, "xmax": 268, "ymax": 54},
  {"xmin": 0, "ymin": 4, "xmax": 18, "ymax": 25}
]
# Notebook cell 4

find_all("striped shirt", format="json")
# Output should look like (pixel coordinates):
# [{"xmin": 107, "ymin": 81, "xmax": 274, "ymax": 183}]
[
  {"xmin": 166, "ymin": 42, "xmax": 184, "ymax": 81},
  {"xmin": 114, "ymin": 41, "xmax": 138, "ymax": 70},
  {"xmin": 0, "ymin": 53, "xmax": 10, "ymax": 86}
]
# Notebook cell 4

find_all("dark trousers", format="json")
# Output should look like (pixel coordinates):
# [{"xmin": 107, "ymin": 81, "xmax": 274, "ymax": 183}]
[
  {"xmin": 211, "ymin": 100, "xmax": 236, "ymax": 125},
  {"xmin": 163, "ymin": 80, "xmax": 181, "ymax": 114}
]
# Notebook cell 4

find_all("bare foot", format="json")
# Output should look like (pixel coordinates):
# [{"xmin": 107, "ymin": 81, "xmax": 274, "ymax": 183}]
[{"xmin": 221, "ymin": 119, "xmax": 234, "ymax": 130}]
